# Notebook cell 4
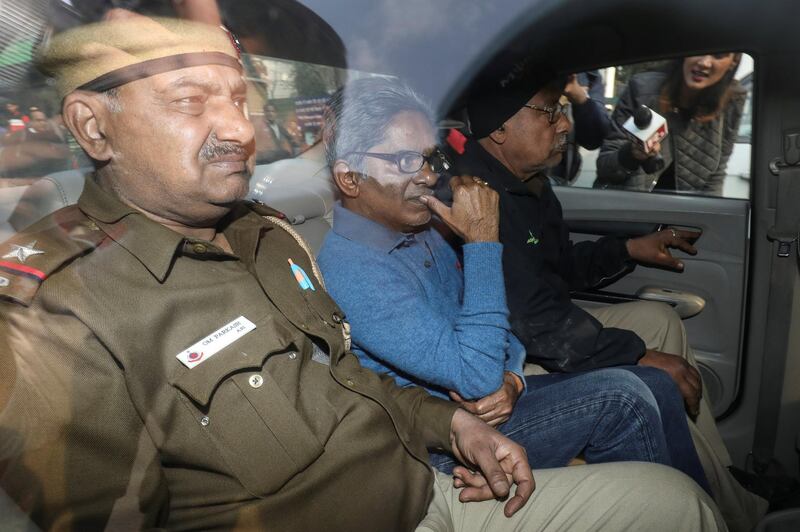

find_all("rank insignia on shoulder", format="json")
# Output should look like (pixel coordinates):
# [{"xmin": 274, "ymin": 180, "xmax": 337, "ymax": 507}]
[
  {"xmin": 0, "ymin": 242, "xmax": 52, "ymax": 305},
  {"xmin": 0, "ymin": 205, "xmax": 107, "ymax": 306},
  {"xmin": 0, "ymin": 240, "xmax": 47, "ymax": 282},
  {"xmin": 2, "ymin": 241, "xmax": 45, "ymax": 264}
]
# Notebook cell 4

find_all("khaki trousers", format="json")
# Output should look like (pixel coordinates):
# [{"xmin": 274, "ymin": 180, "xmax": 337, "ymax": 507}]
[
  {"xmin": 417, "ymin": 462, "xmax": 725, "ymax": 531},
  {"xmin": 587, "ymin": 300, "xmax": 768, "ymax": 532}
]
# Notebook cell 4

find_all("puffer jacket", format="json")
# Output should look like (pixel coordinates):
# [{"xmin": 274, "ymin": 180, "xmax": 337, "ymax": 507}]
[{"xmin": 595, "ymin": 71, "xmax": 746, "ymax": 194}]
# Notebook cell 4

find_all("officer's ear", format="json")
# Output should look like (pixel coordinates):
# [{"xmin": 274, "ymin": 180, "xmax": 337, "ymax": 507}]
[
  {"xmin": 62, "ymin": 90, "xmax": 115, "ymax": 163},
  {"xmin": 488, "ymin": 124, "xmax": 507, "ymax": 145},
  {"xmin": 333, "ymin": 160, "xmax": 362, "ymax": 199}
]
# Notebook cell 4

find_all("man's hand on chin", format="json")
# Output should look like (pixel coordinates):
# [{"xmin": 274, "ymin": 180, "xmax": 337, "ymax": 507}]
[
  {"xmin": 419, "ymin": 174, "xmax": 499, "ymax": 243},
  {"xmin": 448, "ymin": 409, "xmax": 534, "ymax": 517}
]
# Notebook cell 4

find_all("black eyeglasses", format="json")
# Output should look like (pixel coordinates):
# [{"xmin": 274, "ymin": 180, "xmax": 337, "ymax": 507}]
[
  {"xmin": 347, "ymin": 147, "xmax": 452, "ymax": 174},
  {"xmin": 522, "ymin": 102, "xmax": 568, "ymax": 125}
]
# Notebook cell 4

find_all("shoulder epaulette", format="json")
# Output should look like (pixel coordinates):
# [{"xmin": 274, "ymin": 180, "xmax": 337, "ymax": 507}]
[{"xmin": 0, "ymin": 205, "xmax": 106, "ymax": 306}]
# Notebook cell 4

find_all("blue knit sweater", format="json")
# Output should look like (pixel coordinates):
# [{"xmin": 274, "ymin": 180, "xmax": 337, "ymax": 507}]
[{"xmin": 317, "ymin": 204, "xmax": 525, "ymax": 400}]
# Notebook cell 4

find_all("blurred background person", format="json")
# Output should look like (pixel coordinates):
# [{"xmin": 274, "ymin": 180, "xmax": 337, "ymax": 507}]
[
  {"xmin": 549, "ymin": 70, "xmax": 611, "ymax": 185},
  {"xmin": 0, "ymin": 107, "xmax": 72, "ymax": 179},
  {"xmin": 595, "ymin": 54, "xmax": 745, "ymax": 195},
  {"xmin": 4, "ymin": 102, "xmax": 29, "ymax": 134},
  {"xmin": 285, "ymin": 116, "xmax": 308, "ymax": 152},
  {"xmin": 255, "ymin": 102, "xmax": 296, "ymax": 163}
]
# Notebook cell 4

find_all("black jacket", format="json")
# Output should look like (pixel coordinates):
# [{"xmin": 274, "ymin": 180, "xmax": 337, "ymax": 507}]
[{"xmin": 449, "ymin": 140, "xmax": 646, "ymax": 372}]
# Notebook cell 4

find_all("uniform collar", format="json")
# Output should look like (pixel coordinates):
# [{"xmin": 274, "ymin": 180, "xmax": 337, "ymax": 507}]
[
  {"xmin": 77, "ymin": 174, "xmax": 139, "ymax": 224},
  {"xmin": 331, "ymin": 203, "xmax": 424, "ymax": 253},
  {"xmin": 221, "ymin": 204, "xmax": 270, "ymax": 266},
  {"xmin": 77, "ymin": 176, "xmax": 266, "ymax": 282}
]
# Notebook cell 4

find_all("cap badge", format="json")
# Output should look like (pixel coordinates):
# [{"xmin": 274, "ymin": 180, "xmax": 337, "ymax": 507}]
[{"xmin": 220, "ymin": 25, "xmax": 243, "ymax": 61}]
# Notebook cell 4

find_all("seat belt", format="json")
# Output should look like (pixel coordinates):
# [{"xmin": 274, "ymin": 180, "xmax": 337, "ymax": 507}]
[{"xmin": 751, "ymin": 131, "xmax": 800, "ymax": 473}]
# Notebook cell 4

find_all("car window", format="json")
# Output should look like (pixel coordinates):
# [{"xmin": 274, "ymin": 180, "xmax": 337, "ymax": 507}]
[
  {"xmin": 0, "ymin": 2, "xmax": 789, "ymax": 530},
  {"xmin": 0, "ymin": 4, "xmax": 384, "ymax": 240},
  {"xmin": 244, "ymin": 54, "xmax": 340, "ymax": 163},
  {"xmin": 736, "ymin": 73, "xmax": 753, "ymax": 142},
  {"xmin": 558, "ymin": 53, "xmax": 753, "ymax": 200},
  {"xmin": 243, "ymin": 53, "xmax": 383, "ymax": 163}
]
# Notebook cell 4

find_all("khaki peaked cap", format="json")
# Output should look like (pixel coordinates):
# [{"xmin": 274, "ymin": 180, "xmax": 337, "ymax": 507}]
[{"xmin": 37, "ymin": 16, "xmax": 243, "ymax": 98}]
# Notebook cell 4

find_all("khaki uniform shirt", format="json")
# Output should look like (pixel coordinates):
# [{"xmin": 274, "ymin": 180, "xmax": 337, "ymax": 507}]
[{"xmin": 0, "ymin": 178, "xmax": 457, "ymax": 531}]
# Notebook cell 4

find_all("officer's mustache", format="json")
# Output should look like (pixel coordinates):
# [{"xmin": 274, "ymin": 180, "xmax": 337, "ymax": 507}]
[{"xmin": 199, "ymin": 133, "xmax": 249, "ymax": 162}]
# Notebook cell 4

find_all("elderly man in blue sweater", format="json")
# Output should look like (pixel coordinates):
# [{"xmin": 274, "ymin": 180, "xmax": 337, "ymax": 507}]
[{"xmin": 317, "ymin": 76, "xmax": 709, "ymax": 491}]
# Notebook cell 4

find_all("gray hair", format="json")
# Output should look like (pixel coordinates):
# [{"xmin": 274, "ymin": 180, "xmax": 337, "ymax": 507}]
[
  {"xmin": 102, "ymin": 87, "xmax": 123, "ymax": 113},
  {"xmin": 323, "ymin": 76, "xmax": 435, "ymax": 172}
]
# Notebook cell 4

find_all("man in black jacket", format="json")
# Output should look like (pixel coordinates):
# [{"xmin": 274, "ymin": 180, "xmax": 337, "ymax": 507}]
[{"xmin": 434, "ymin": 67, "xmax": 766, "ymax": 532}]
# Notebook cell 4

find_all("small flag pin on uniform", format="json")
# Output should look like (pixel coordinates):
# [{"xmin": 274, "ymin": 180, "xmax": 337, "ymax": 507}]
[{"xmin": 288, "ymin": 259, "xmax": 315, "ymax": 291}]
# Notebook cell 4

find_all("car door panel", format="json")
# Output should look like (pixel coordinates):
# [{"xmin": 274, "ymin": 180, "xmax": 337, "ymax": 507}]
[{"xmin": 555, "ymin": 186, "xmax": 749, "ymax": 416}]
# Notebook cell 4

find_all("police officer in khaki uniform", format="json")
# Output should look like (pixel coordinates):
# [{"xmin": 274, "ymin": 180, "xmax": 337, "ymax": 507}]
[{"xmin": 0, "ymin": 11, "xmax": 725, "ymax": 532}]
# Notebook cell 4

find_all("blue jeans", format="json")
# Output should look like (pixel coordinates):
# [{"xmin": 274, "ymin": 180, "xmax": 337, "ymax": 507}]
[
  {"xmin": 429, "ymin": 367, "xmax": 711, "ymax": 494},
  {"xmin": 616, "ymin": 365, "xmax": 711, "ymax": 494}
]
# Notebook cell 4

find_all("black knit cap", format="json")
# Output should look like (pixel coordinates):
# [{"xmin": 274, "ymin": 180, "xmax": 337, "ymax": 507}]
[{"xmin": 466, "ymin": 55, "xmax": 565, "ymax": 139}]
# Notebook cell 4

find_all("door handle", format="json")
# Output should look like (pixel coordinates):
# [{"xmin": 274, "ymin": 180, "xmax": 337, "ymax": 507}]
[{"xmin": 635, "ymin": 286, "xmax": 706, "ymax": 319}]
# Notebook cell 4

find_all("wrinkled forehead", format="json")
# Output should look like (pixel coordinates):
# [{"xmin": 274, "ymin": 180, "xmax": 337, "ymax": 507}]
[
  {"xmin": 373, "ymin": 110, "xmax": 437, "ymax": 152},
  {"xmin": 122, "ymin": 63, "xmax": 247, "ymax": 100}
]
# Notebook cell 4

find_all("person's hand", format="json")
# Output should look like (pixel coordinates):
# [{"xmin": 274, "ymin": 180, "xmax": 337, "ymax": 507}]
[
  {"xmin": 625, "ymin": 228, "xmax": 699, "ymax": 270},
  {"xmin": 448, "ymin": 409, "xmax": 535, "ymax": 517},
  {"xmin": 638, "ymin": 349, "xmax": 702, "ymax": 417},
  {"xmin": 563, "ymin": 73, "xmax": 589, "ymax": 105},
  {"xmin": 449, "ymin": 372, "xmax": 523, "ymax": 427},
  {"xmin": 419, "ymin": 175, "xmax": 499, "ymax": 243},
  {"xmin": 630, "ymin": 140, "xmax": 661, "ymax": 161}
]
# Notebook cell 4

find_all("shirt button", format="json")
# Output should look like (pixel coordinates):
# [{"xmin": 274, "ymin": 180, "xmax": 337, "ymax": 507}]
[
  {"xmin": 300, "ymin": 323, "xmax": 309, "ymax": 330},
  {"xmin": 288, "ymin": 352, "xmax": 297, "ymax": 360},
  {"xmin": 200, "ymin": 416, "xmax": 210, "ymax": 426},
  {"xmin": 192, "ymin": 243, "xmax": 207, "ymax": 254},
  {"xmin": 346, "ymin": 378, "xmax": 355, "ymax": 387},
  {"xmin": 248, "ymin": 374, "xmax": 264, "ymax": 388},
  {"xmin": 423, "ymin": 260, "xmax": 432, "ymax": 268}
]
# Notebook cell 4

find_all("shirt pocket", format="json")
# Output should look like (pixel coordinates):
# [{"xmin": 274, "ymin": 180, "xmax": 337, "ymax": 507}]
[{"xmin": 168, "ymin": 314, "xmax": 326, "ymax": 496}]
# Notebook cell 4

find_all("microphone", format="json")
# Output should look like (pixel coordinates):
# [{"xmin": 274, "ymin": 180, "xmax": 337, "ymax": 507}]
[
  {"xmin": 622, "ymin": 105, "xmax": 667, "ymax": 173},
  {"xmin": 633, "ymin": 106, "xmax": 653, "ymax": 129}
]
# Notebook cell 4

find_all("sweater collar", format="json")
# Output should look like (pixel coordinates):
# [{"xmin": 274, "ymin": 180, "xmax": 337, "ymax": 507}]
[{"xmin": 331, "ymin": 203, "xmax": 427, "ymax": 253}]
